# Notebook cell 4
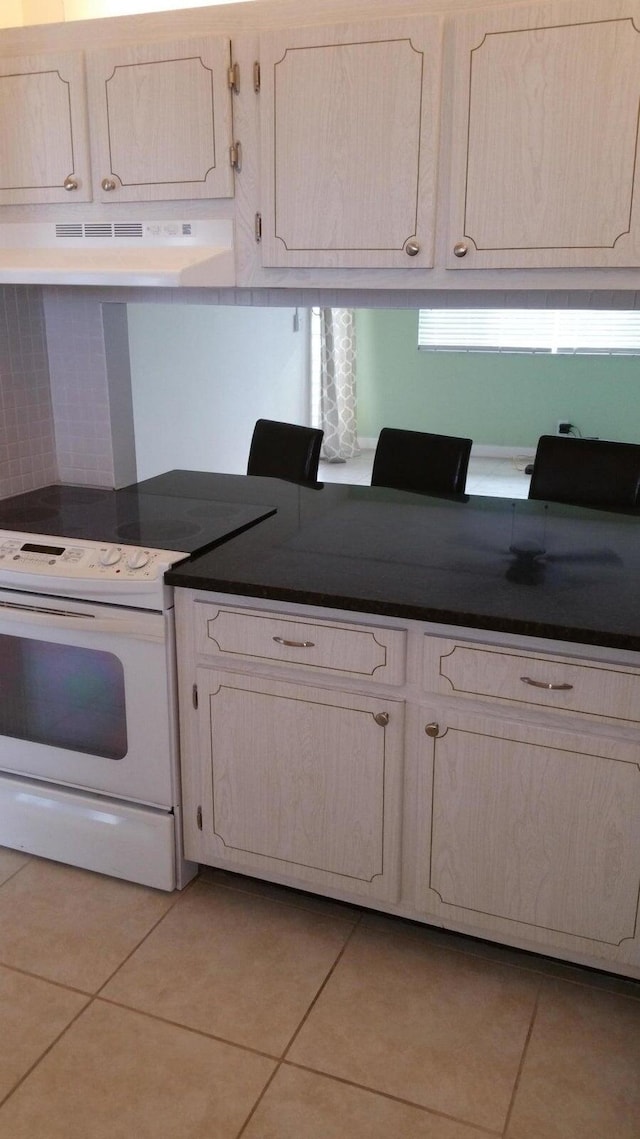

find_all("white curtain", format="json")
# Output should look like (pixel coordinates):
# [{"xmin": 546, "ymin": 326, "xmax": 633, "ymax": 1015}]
[{"xmin": 319, "ymin": 308, "xmax": 360, "ymax": 463}]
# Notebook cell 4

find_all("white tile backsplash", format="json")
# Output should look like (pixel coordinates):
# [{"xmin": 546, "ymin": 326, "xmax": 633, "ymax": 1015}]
[{"xmin": 0, "ymin": 286, "xmax": 57, "ymax": 500}]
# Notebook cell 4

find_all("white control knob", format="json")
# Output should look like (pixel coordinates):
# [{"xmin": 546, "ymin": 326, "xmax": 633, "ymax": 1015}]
[
  {"xmin": 125, "ymin": 548, "xmax": 149, "ymax": 570},
  {"xmin": 100, "ymin": 546, "xmax": 121, "ymax": 566}
]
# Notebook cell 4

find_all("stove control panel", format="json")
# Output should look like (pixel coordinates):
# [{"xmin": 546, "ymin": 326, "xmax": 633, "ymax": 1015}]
[{"xmin": 0, "ymin": 532, "xmax": 186, "ymax": 582}]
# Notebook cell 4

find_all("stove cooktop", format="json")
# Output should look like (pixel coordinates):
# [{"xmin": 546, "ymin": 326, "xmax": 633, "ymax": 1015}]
[{"xmin": 0, "ymin": 483, "xmax": 277, "ymax": 555}]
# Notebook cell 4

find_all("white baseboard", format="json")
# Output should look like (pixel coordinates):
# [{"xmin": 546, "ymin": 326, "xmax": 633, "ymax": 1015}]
[{"xmin": 358, "ymin": 437, "xmax": 535, "ymax": 459}]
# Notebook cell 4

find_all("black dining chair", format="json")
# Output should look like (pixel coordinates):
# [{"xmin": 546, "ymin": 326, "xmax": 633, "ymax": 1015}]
[
  {"xmin": 528, "ymin": 435, "xmax": 640, "ymax": 509},
  {"xmin": 370, "ymin": 427, "xmax": 473, "ymax": 496},
  {"xmin": 247, "ymin": 418, "xmax": 324, "ymax": 484}
]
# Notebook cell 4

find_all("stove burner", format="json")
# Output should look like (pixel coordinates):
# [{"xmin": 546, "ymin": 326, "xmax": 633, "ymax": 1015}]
[{"xmin": 116, "ymin": 518, "xmax": 201, "ymax": 544}]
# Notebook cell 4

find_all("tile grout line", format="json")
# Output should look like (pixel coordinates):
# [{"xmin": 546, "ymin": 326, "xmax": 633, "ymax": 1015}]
[
  {"xmin": 0, "ymin": 870, "xmax": 199, "ymax": 1000},
  {"xmin": 501, "ymin": 981, "xmax": 543, "ymax": 1138},
  {"xmin": 0, "ymin": 994, "xmax": 91, "ymax": 1113},
  {"xmin": 0, "ymin": 857, "xmax": 33, "ymax": 891},
  {"xmin": 281, "ymin": 1059, "xmax": 504, "ymax": 1138},
  {"xmin": 95, "ymin": 993, "xmax": 280, "ymax": 1063},
  {"xmin": 0, "ymin": 959, "xmax": 94, "ymax": 998},
  {"xmin": 92, "ymin": 873, "xmax": 202, "ymax": 997},
  {"xmin": 233, "ymin": 912, "xmax": 365, "ymax": 1139},
  {"xmin": 0, "ymin": 874, "xmax": 204, "ymax": 1115}
]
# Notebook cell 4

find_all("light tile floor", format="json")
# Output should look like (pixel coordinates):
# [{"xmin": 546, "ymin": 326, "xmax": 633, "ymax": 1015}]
[
  {"xmin": 0, "ymin": 848, "xmax": 638, "ymax": 1138},
  {"xmin": 319, "ymin": 452, "xmax": 532, "ymax": 499}
]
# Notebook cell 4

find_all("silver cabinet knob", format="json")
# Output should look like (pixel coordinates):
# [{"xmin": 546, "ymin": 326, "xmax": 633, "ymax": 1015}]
[
  {"xmin": 101, "ymin": 177, "xmax": 117, "ymax": 192},
  {"xmin": 63, "ymin": 176, "xmax": 78, "ymax": 191},
  {"xmin": 405, "ymin": 240, "xmax": 420, "ymax": 257},
  {"xmin": 424, "ymin": 722, "xmax": 440, "ymax": 738},
  {"xmin": 453, "ymin": 242, "xmax": 468, "ymax": 258},
  {"xmin": 373, "ymin": 712, "xmax": 389, "ymax": 727}
]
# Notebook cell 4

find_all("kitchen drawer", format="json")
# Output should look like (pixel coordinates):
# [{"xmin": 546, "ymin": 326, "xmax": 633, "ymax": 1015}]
[
  {"xmin": 423, "ymin": 637, "xmax": 640, "ymax": 725},
  {"xmin": 195, "ymin": 604, "xmax": 406, "ymax": 684}
]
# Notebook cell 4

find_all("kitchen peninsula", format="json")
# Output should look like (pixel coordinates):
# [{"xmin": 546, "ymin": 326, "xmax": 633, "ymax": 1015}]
[{"xmin": 163, "ymin": 472, "xmax": 640, "ymax": 980}]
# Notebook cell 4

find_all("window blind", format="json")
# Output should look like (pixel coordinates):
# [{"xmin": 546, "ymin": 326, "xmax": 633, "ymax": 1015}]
[{"xmin": 417, "ymin": 309, "xmax": 640, "ymax": 354}]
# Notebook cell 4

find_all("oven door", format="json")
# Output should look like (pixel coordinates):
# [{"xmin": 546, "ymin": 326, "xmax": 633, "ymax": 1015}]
[{"xmin": 0, "ymin": 589, "xmax": 175, "ymax": 808}]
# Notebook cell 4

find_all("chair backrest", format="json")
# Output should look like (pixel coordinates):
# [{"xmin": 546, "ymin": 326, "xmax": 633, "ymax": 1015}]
[
  {"xmin": 247, "ymin": 419, "xmax": 324, "ymax": 484},
  {"xmin": 528, "ymin": 435, "xmax": 640, "ymax": 509},
  {"xmin": 371, "ymin": 427, "xmax": 472, "ymax": 496}
]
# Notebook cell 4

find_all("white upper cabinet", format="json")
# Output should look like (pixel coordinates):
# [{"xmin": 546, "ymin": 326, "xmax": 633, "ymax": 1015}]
[
  {"xmin": 258, "ymin": 17, "xmax": 442, "ymax": 269},
  {"xmin": 446, "ymin": 0, "xmax": 640, "ymax": 268},
  {"xmin": 0, "ymin": 51, "xmax": 91, "ymax": 204},
  {"xmin": 87, "ymin": 36, "xmax": 235, "ymax": 203}
]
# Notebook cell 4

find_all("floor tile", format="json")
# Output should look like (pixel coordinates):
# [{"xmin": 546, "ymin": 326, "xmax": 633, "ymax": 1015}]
[
  {"xmin": 102, "ymin": 881, "xmax": 355, "ymax": 1055},
  {"xmin": 0, "ymin": 859, "xmax": 176, "ymax": 992},
  {"xmin": 199, "ymin": 867, "xmax": 361, "ymax": 922},
  {"xmin": 0, "ymin": 999, "xmax": 274, "ymax": 1139},
  {"xmin": 506, "ymin": 978, "xmax": 640, "ymax": 1139},
  {"xmin": 0, "ymin": 965, "xmax": 88, "ymax": 1103},
  {"xmin": 288, "ymin": 925, "xmax": 539, "ymax": 1131},
  {"xmin": 0, "ymin": 847, "xmax": 30, "ymax": 887},
  {"xmin": 243, "ymin": 1064, "xmax": 488, "ymax": 1139}
]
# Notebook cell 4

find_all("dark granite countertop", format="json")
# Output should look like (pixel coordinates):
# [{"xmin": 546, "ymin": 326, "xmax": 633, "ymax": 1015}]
[{"xmin": 162, "ymin": 472, "xmax": 640, "ymax": 653}]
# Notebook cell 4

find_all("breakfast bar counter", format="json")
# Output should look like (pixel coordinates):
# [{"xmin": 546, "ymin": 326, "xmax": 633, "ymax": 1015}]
[{"xmin": 159, "ymin": 472, "xmax": 640, "ymax": 653}]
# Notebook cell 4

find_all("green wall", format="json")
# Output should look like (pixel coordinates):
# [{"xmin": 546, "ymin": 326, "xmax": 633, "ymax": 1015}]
[{"xmin": 355, "ymin": 309, "xmax": 640, "ymax": 447}]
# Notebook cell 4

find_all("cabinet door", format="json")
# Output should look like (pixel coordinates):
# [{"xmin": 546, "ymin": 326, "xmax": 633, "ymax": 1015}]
[
  {"xmin": 419, "ymin": 711, "xmax": 640, "ymax": 957},
  {"xmin": 259, "ymin": 17, "xmax": 441, "ymax": 268},
  {"xmin": 0, "ymin": 51, "xmax": 91, "ymax": 204},
  {"xmin": 188, "ymin": 669, "xmax": 404, "ymax": 902},
  {"xmin": 446, "ymin": 1, "xmax": 640, "ymax": 268},
  {"xmin": 87, "ymin": 37, "xmax": 234, "ymax": 203}
]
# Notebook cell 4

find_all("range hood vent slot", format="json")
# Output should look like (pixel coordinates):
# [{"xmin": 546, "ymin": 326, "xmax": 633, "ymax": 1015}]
[
  {"xmin": 114, "ymin": 222, "xmax": 144, "ymax": 238},
  {"xmin": 56, "ymin": 224, "xmax": 83, "ymax": 238},
  {"xmin": 84, "ymin": 223, "xmax": 114, "ymax": 238}
]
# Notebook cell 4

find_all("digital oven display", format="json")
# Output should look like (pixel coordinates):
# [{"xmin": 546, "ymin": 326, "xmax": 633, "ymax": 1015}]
[{"xmin": 20, "ymin": 542, "xmax": 66, "ymax": 556}]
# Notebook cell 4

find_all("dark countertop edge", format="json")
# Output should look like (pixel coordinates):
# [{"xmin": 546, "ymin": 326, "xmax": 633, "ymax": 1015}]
[{"xmin": 164, "ymin": 572, "xmax": 640, "ymax": 654}]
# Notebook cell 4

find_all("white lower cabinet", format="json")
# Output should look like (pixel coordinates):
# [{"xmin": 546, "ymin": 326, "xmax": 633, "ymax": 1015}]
[
  {"xmin": 418, "ymin": 710, "xmax": 640, "ymax": 965},
  {"xmin": 176, "ymin": 590, "xmax": 640, "ymax": 977},
  {"xmin": 185, "ymin": 665, "xmax": 404, "ymax": 902}
]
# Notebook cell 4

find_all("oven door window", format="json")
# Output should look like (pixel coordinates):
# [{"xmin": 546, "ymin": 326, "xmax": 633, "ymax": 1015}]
[{"xmin": 0, "ymin": 633, "xmax": 127, "ymax": 760}]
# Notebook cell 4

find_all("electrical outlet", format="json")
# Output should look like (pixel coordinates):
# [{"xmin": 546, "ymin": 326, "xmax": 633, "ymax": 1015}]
[{"xmin": 557, "ymin": 420, "xmax": 572, "ymax": 435}]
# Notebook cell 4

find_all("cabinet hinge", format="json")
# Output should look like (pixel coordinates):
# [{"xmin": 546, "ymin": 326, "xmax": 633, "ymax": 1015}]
[
  {"xmin": 229, "ymin": 141, "xmax": 242, "ymax": 171},
  {"xmin": 192, "ymin": 683, "xmax": 198, "ymax": 710},
  {"xmin": 253, "ymin": 60, "xmax": 261, "ymax": 92},
  {"xmin": 255, "ymin": 212, "xmax": 262, "ymax": 243},
  {"xmin": 228, "ymin": 61, "xmax": 240, "ymax": 94},
  {"xmin": 196, "ymin": 806, "xmax": 203, "ymax": 831}
]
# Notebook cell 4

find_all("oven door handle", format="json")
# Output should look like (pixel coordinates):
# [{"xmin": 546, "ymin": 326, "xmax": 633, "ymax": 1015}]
[{"xmin": 0, "ymin": 599, "xmax": 165, "ymax": 641}]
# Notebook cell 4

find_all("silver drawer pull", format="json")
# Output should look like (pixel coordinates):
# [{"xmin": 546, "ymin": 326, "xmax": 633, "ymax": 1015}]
[
  {"xmin": 273, "ymin": 636, "xmax": 315, "ymax": 648},
  {"xmin": 520, "ymin": 676, "xmax": 573, "ymax": 691}
]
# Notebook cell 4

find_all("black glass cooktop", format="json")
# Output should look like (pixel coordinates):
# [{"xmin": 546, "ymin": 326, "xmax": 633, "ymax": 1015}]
[{"xmin": 0, "ymin": 482, "xmax": 277, "ymax": 555}]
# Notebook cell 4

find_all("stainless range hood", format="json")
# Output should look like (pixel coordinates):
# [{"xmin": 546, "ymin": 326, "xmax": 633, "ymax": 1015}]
[{"xmin": 0, "ymin": 219, "xmax": 235, "ymax": 287}]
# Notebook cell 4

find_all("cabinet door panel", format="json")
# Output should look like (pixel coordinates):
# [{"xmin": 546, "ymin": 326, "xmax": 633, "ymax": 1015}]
[
  {"xmin": 425, "ymin": 714, "xmax": 640, "ymax": 948},
  {"xmin": 194, "ymin": 669, "xmax": 403, "ymax": 901},
  {"xmin": 88, "ymin": 37, "xmax": 233, "ymax": 202},
  {"xmin": 0, "ymin": 51, "xmax": 91, "ymax": 204},
  {"xmin": 447, "ymin": 1, "xmax": 640, "ymax": 268},
  {"xmin": 260, "ymin": 18, "xmax": 441, "ymax": 268}
]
